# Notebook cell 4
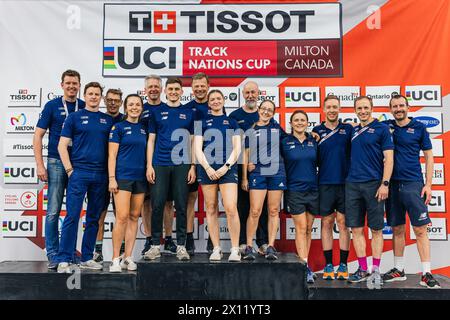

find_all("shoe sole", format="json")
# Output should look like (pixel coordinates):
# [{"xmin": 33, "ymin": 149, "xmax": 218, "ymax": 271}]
[
  {"xmin": 243, "ymin": 256, "xmax": 255, "ymax": 261},
  {"xmin": 348, "ymin": 277, "xmax": 369, "ymax": 283},
  {"xmin": 265, "ymin": 255, "xmax": 278, "ymax": 260},
  {"xmin": 384, "ymin": 276, "xmax": 407, "ymax": 283},
  {"xmin": 420, "ymin": 281, "xmax": 441, "ymax": 289},
  {"xmin": 323, "ymin": 275, "xmax": 335, "ymax": 280},
  {"xmin": 143, "ymin": 255, "xmax": 161, "ymax": 260},
  {"xmin": 80, "ymin": 266, "xmax": 102, "ymax": 270},
  {"xmin": 177, "ymin": 257, "xmax": 190, "ymax": 261},
  {"xmin": 109, "ymin": 268, "xmax": 122, "ymax": 273},
  {"xmin": 337, "ymin": 275, "xmax": 349, "ymax": 280}
]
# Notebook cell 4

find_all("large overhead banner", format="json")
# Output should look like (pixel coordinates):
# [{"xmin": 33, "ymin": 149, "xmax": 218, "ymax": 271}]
[
  {"xmin": 1, "ymin": 0, "xmax": 449, "ymax": 277},
  {"xmin": 103, "ymin": 3, "xmax": 343, "ymax": 77}
]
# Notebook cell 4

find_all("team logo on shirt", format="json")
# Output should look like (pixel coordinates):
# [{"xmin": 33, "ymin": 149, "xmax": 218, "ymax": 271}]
[
  {"xmin": 390, "ymin": 128, "xmax": 395, "ymax": 134},
  {"xmin": 307, "ymin": 141, "xmax": 314, "ymax": 147},
  {"xmin": 339, "ymin": 129, "xmax": 347, "ymax": 134},
  {"xmin": 179, "ymin": 113, "xmax": 187, "ymax": 120},
  {"xmin": 238, "ymin": 120, "xmax": 245, "ymax": 124},
  {"xmin": 407, "ymin": 128, "xmax": 415, "ymax": 134},
  {"xmin": 418, "ymin": 212, "xmax": 428, "ymax": 221},
  {"xmin": 321, "ymin": 133, "xmax": 327, "ymax": 138},
  {"xmin": 140, "ymin": 129, "xmax": 146, "ymax": 135},
  {"xmin": 368, "ymin": 128, "xmax": 375, "ymax": 133},
  {"xmin": 100, "ymin": 118, "xmax": 108, "ymax": 124},
  {"xmin": 81, "ymin": 116, "xmax": 89, "ymax": 119},
  {"xmin": 82, "ymin": 120, "xmax": 88, "ymax": 125},
  {"xmin": 223, "ymin": 120, "xmax": 229, "ymax": 125}
]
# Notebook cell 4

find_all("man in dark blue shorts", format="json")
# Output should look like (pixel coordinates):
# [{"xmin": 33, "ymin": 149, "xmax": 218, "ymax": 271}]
[
  {"xmin": 382, "ymin": 94, "xmax": 440, "ymax": 289},
  {"xmin": 313, "ymin": 95, "xmax": 352, "ymax": 280},
  {"xmin": 346, "ymin": 96, "xmax": 394, "ymax": 289}
]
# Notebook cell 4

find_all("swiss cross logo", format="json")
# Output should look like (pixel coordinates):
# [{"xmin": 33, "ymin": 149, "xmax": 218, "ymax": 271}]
[{"xmin": 153, "ymin": 11, "xmax": 176, "ymax": 33}]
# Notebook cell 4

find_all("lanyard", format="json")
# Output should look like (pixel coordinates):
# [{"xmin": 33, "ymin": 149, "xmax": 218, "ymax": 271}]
[
  {"xmin": 318, "ymin": 126, "xmax": 340, "ymax": 146},
  {"xmin": 351, "ymin": 125, "xmax": 371, "ymax": 142},
  {"xmin": 61, "ymin": 97, "xmax": 78, "ymax": 116}
]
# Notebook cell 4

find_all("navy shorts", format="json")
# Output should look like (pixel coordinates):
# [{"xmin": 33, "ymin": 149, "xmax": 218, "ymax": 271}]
[
  {"xmin": 319, "ymin": 184, "xmax": 345, "ymax": 216},
  {"xmin": 248, "ymin": 172, "xmax": 287, "ymax": 191},
  {"xmin": 117, "ymin": 179, "xmax": 148, "ymax": 194},
  {"xmin": 345, "ymin": 181, "xmax": 384, "ymax": 230},
  {"xmin": 197, "ymin": 164, "xmax": 238, "ymax": 185},
  {"xmin": 285, "ymin": 190, "xmax": 319, "ymax": 215},
  {"xmin": 386, "ymin": 180, "xmax": 431, "ymax": 227}
]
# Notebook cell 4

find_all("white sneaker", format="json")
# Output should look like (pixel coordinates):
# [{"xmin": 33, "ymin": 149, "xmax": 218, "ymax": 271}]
[
  {"xmin": 176, "ymin": 245, "xmax": 190, "ymax": 261},
  {"xmin": 144, "ymin": 245, "xmax": 161, "ymax": 260},
  {"xmin": 80, "ymin": 259, "xmax": 103, "ymax": 270},
  {"xmin": 209, "ymin": 246, "xmax": 223, "ymax": 261},
  {"xmin": 57, "ymin": 262, "xmax": 71, "ymax": 274},
  {"xmin": 120, "ymin": 256, "xmax": 137, "ymax": 271},
  {"xmin": 228, "ymin": 247, "xmax": 241, "ymax": 262},
  {"xmin": 109, "ymin": 257, "xmax": 122, "ymax": 273},
  {"xmin": 239, "ymin": 244, "xmax": 247, "ymax": 254}
]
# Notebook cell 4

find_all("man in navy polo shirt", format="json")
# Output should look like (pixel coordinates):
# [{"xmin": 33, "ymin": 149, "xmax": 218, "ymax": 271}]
[
  {"xmin": 145, "ymin": 77, "xmax": 196, "ymax": 261},
  {"xmin": 33, "ymin": 69, "xmax": 85, "ymax": 269},
  {"xmin": 346, "ymin": 96, "xmax": 394, "ymax": 289},
  {"xmin": 94, "ymin": 88, "xmax": 125, "ymax": 262},
  {"xmin": 382, "ymin": 94, "xmax": 440, "ymax": 289},
  {"xmin": 56, "ymin": 82, "xmax": 114, "ymax": 273},
  {"xmin": 229, "ymin": 81, "xmax": 269, "ymax": 256},
  {"xmin": 182, "ymin": 72, "xmax": 210, "ymax": 255},
  {"xmin": 140, "ymin": 75, "xmax": 177, "ymax": 257},
  {"xmin": 312, "ymin": 95, "xmax": 352, "ymax": 280}
]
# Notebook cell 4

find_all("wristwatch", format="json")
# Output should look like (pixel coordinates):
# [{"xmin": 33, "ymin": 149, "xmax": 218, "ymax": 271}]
[
  {"xmin": 225, "ymin": 163, "xmax": 231, "ymax": 170},
  {"xmin": 382, "ymin": 180, "xmax": 389, "ymax": 187}
]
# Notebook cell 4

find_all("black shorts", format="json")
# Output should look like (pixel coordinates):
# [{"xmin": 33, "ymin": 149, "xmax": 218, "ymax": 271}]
[
  {"xmin": 189, "ymin": 180, "xmax": 199, "ymax": 193},
  {"xmin": 386, "ymin": 180, "xmax": 431, "ymax": 227},
  {"xmin": 345, "ymin": 181, "xmax": 384, "ymax": 230},
  {"xmin": 319, "ymin": 184, "xmax": 345, "ymax": 216},
  {"xmin": 285, "ymin": 190, "xmax": 319, "ymax": 215},
  {"xmin": 117, "ymin": 180, "xmax": 147, "ymax": 194}
]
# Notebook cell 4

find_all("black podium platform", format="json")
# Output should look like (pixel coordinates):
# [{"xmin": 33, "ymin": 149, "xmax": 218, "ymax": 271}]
[
  {"xmin": 0, "ymin": 253, "xmax": 307, "ymax": 300},
  {"xmin": 309, "ymin": 273, "xmax": 450, "ymax": 300},
  {"xmin": 1, "ymin": 256, "xmax": 449, "ymax": 300}
]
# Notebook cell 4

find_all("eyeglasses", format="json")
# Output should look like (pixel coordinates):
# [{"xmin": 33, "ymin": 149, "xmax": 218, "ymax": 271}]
[
  {"xmin": 106, "ymin": 98, "xmax": 121, "ymax": 104},
  {"xmin": 259, "ymin": 107, "xmax": 274, "ymax": 114}
]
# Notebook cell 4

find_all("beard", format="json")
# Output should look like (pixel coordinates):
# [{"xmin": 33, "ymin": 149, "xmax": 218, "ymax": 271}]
[{"xmin": 245, "ymin": 99, "xmax": 257, "ymax": 109}]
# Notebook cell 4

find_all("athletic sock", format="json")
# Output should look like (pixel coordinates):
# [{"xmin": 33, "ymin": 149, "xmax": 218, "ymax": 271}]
[
  {"xmin": 372, "ymin": 258, "xmax": 381, "ymax": 272},
  {"xmin": 187, "ymin": 232, "xmax": 194, "ymax": 240},
  {"xmin": 323, "ymin": 250, "xmax": 333, "ymax": 265},
  {"xmin": 95, "ymin": 241, "xmax": 102, "ymax": 252},
  {"xmin": 394, "ymin": 256, "xmax": 404, "ymax": 271},
  {"xmin": 422, "ymin": 262, "xmax": 431, "ymax": 275},
  {"xmin": 340, "ymin": 249, "xmax": 349, "ymax": 265},
  {"xmin": 358, "ymin": 257, "xmax": 368, "ymax": 271}
]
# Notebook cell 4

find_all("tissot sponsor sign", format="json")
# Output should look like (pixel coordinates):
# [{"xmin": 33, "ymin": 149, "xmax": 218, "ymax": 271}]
[
  {"xmin": 7, "ymin": 87, "xmax": 41, "ymax": 107},
  {"xmin": 103, "ymin": 4, "xmax": 342, "ymax": 77},
  {"xmin": 410, "ymin": 218, "xmax": 447, "ymax": 241},
  {"xmin": 3, "ymin": 138, "xmax": 48, "ymax": 157}
]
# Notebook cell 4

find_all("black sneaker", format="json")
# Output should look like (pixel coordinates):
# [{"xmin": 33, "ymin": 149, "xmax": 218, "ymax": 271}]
[
  {"xmin": 141, "ymin": 237, "xmax": 152, "ymax": 256},
  {"xmin": 382, "ymin": 268, "xmax": 407, "ymax": 282},
  {"xmin": 93, "ymin": 251, "xmax": 103, "ymax": 263},
  {"xmin": 206, "ymin": 236, "xmax": 213, "ymax": 254},
  {"xmin": 186, "ymin": 236, "xmax": 195, "ymax": 256},
  {"xmin": 420, "ymin": 273, "xmax": 441, "ymax": 289},
  {"xmin": 265, "ymin": 246, "xmax": 278, "ymax": 260},
  {"xmin": 243, "ymin": 246, "xmax": 256, "ymax": 261},
  {"xmin": 47, "ymin": 260, "xmax": 58, "ymax": 270},
  {"xmin": 348, "ymin": 267, "xmax": 369, "ymax": 283},
  {"xmin": 164, "ymin": 237, "xmax": 177, "ymax": 254}
]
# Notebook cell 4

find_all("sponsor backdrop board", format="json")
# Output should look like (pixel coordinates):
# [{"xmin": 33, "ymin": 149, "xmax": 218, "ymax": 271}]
[{"xmin": 0, "ymin": 0, "xmax": 449, "ymax": 277}]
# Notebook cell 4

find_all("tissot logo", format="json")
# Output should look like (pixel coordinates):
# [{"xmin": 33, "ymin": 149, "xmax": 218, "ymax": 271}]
[
  {"xmin": 129, "ymin": 11, "xmax": 176, "ymax": 33},
  {"xmin": 129, "ymin": 9, "xmax": 315, "ymax": 35}
]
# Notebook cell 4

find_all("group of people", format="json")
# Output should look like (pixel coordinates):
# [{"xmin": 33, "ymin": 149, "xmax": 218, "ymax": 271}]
[{"xmin": 33, "ymin": 69, "xmax": 440, "ymax": 289}]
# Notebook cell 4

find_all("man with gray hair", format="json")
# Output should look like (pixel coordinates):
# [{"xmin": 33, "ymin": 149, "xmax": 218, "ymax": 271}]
[{"xmin": 229, "ymin": 81, "xmax": 269, "ymax": 255}]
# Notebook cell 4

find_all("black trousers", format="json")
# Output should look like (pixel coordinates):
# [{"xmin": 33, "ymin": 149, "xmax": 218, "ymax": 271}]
[
  {"xmin": 151, "ymin": 165, "xmax": 190, "ymax": 245},
  {"xmin": 237, "ymin": 165, "xmax": 269, "ymax": 246}
]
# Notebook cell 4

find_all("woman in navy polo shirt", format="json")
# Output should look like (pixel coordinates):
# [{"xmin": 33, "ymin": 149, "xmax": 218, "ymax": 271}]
[
  {"xmin": 195, "ymin": 90, "xmax": 241, "ymax": 262},
  {"xmin": 108, "ymin": 94, "xmax": 147, "ymax": 272},
  {"xmin": 242, "ymin": 99, "xmax": 287, "ymax": 261},
  {"xmin": 281, "ymin": 110, "xmax": 319, "ymax": 283}
]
